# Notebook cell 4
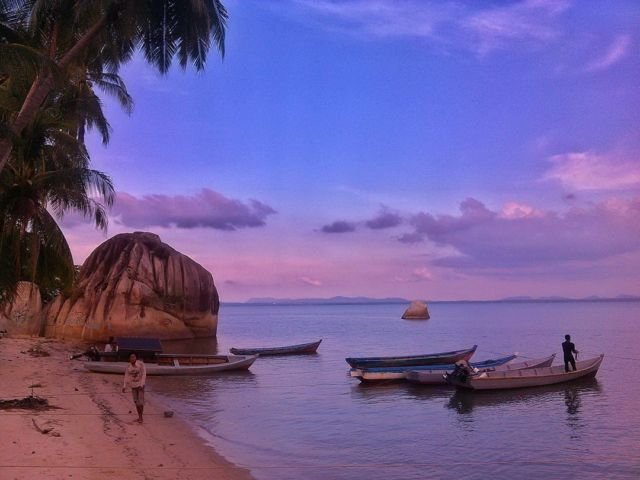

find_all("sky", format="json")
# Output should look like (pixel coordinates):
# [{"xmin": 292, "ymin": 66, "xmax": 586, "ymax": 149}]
[{"xmin": 64, "ymin": 0, "xmax": 640, "ymax": 302}]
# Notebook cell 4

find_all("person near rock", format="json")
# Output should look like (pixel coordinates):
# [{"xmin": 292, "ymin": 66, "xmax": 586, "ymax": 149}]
[
  {"xmin": 122, "ymin": 353, "xmax": 147, "ymax": 423},
  {"xmin": 562, "ymin": 334, "xmax": 579, "ymax": 372}
]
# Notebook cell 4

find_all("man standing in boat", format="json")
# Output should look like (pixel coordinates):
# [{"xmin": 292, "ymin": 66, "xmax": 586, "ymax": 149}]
[
  {"xmin": 123, "ymin": 353, "xmax": 147, "ymax": 423},
  {"xmin": 562, "ymin": 335, "xmax": 579, "ymax": 372}
]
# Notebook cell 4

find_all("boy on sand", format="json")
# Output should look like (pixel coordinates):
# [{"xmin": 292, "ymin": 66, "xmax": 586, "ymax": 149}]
[{"xmin": 122, "ymin": 353, "xmax": 146, "ymax": 423}]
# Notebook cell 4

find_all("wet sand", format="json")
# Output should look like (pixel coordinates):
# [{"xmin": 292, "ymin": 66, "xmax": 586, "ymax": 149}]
[{"xmin": 0, "ymin": 337, "xmax": 253, "ymax": 480}]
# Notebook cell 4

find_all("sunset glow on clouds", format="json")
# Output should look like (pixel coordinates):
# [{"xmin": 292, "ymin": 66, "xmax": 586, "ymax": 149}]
[{"xmin": 64, "ymin": 0, "xmax": 639, "ymax": 301}]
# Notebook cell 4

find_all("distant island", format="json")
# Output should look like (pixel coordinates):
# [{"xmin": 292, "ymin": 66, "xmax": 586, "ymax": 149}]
[
  {"xmin": 244, "ymin": 296, "xmax": 410, "ymax": 305},
  {"xmin": 233, "ymin": 294, "xmax": 640, "ymax": 305}
]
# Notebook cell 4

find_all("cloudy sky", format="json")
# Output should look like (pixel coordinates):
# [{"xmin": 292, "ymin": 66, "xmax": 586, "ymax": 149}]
[{"xmin": 67, "ymin": 0, "xmax": 640, "ymax": 301}]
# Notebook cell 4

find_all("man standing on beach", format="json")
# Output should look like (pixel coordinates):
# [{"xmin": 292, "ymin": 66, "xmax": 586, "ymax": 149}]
[
  {"xmin": 562, "ymin": 335, "xmax": 579, "ymax": 372},
  {"xmin": 123, "ymin": 353, "xmax": 146, "ymax": 423}
]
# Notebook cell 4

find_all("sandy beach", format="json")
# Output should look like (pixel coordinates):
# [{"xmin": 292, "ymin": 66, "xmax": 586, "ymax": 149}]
[{"xmin": 0, "ymin": 336, "xmax": 253, "ymax": 480}]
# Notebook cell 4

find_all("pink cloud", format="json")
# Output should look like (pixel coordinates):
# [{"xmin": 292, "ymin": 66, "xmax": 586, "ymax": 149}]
[
  {"xmin": 544, "ymin": 151, "xmax": 640, "ymax": 191},
  {"xmin": 412, "ymin": 267, "xmax": 433, "ymax": 280},
  {"xmin": 585, "ymin": 34, "xmax": 632, "ymax": 72},
  {"xmin": 288, "ymin": 0, "xmax": 570, "ymax": 55},
  {"xmin": 500, "ymin": 202, "xmax": 545, "ymax": 219},
  {"xmin": 112, "ymin": 189, "xmax": 276, "ymax": 230},
  {"xmin": 407, "ymin": 197, "xmax": 640, "ymax": 272},
  {"xmin": 300, "ymin": 276, "xmax": 322, "ymax": 287},
  {"xmin": 465, "ymin": 0, "xmax": 570, "ymax": 55}
]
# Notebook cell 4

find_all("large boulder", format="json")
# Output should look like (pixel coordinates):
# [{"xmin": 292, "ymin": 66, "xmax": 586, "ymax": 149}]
[
  {"xmin": 44, "ymin": 232, "xmax": 219, "ymax": 341},
  {"xmin": 401, "ymin": 300, "xmax": 430, "ymax": 320},
  {"xmin": 0, "ymin": 281, "xmax": 42, "ymax": 335}
]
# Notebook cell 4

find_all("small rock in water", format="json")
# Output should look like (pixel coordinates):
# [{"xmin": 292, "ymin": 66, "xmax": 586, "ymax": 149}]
[{"xmin": 164, "ymin": 410, "xmax": 174, "ymax": 418}]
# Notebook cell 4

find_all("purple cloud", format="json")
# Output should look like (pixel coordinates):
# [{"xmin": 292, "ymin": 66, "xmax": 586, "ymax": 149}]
[
  {"xmin": 320, "ymin": 221, "xmax": 357, "ymax": 233},
  {"xmin": 398, "ymin": 232, "xmax": 424, "ymax": 244},
  {"xmin": 112, "ymin": 189, "xmax": 276, "ymax": 230},
  {"xmin": 365, "ymin": 210, "xmax": 403, "ymax": 229},
  {"xmin": 408, "ymin": 197, "xmax": 640, "ymax": 271}
]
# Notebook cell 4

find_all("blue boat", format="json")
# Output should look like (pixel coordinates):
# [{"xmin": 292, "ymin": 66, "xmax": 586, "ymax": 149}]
[
  {"xmin": 345, "ymin": 345, "xmax": 477, "ymax": 369},
  {"xmin": 351, "ymin": 354, "xmax": 517, "ymax": 382}
]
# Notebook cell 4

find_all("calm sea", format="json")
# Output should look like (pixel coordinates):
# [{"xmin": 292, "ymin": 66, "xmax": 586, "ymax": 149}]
[{"xmin": 153, "ymin": 302, "xmax": 640, "ymax": 480}]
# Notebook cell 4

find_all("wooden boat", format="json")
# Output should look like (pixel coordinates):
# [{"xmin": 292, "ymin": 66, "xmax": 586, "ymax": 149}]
[
  {"xmin": 445, "ymin": 355, "xmax": 604, "ymax": 390},
  {"xmin": 84, "ymin": 353, "xmax": 258, "ymax": 376},
  {"xmin": 229, "ymin": 339, "xmax": 322, "ymax": 356},
  {"xmin": 405, "ymin": 354, "xmax": 556, "ymax": 385},
  {"xmin": 345, "ymin": 345, "xmax": 477, "ymax": 369},
  {"xmin": 352, "ymin": 354, "xmax": 518, "ymax": 382}
]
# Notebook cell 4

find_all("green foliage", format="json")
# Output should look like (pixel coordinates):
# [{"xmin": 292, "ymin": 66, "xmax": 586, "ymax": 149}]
[{"xmin": 0, "ymin": 0, "xmax": 228, "ymax": 304}]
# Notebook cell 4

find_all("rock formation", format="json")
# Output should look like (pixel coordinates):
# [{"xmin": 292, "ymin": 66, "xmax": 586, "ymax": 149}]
[
  {"xmin": 0, "ymin": 282, "xmax": 42, "ymax": 335},
  {"xmin": 401, "ymin": 300, "xmax": 430, "ymax": 320},
  {"xmin": 44, "ymin": 232, "xmax": 219, "ymax": 341}
]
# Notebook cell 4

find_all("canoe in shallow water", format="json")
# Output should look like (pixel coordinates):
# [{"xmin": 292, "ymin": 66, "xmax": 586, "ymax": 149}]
[
  {"xmin": 445, "ymin": 355, "xmax": 603, "ymax": 390},
  {"xmin": 229, "ymin": 339, "xmax": 322, "ymax": 356},
  {"xmin": 405, "ymin": 354, "xmax": 556, "ymax": 385},
  {"xmin": 345, "ymin": 345, "xmax": 477, "ymax": 369},
  {"xmin": 352, "ymin": 354, "xmax": 519, "ymax": 382},
  {"xmin": 84, "ymin": 354, "xmax": 258, "ymax": 375}
]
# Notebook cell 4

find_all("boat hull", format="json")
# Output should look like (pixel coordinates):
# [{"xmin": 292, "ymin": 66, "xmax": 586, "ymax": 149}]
[
  {"xmin": 447, "ymin": 355, "xmax": 603, "ymax": 390},
  {"xmin": 406, "ymin": 354, "xmax": 555, "ymax": 385},
  {"xmin": 354, "ymin": 354, "xmax": 519, "ymax": 382},
  {"xmin": 345, "ymin": 345, "xmax": 477, "ymax": 369},
  {"xmin": 84, "ymin": 354, "xmax": 258, "ymax": 375},
  {"xmin": 230, "ymin": 339, "xmax": 322, "ymax": 356}
]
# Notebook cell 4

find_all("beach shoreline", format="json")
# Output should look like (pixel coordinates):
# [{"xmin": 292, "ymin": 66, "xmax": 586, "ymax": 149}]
[{"xmin": 0, "ymin": 336, "xmax": 253, "ymax": 480}]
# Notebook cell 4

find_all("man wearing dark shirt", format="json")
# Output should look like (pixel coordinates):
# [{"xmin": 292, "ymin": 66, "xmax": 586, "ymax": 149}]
[{"xmin": 562, "ymin": 334, "xmax": 579, "ymax": 372}]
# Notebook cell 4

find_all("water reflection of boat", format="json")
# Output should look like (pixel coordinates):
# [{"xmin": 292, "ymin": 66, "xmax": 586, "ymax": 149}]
[
  {"xmin": 351, "ymin": 382, "xmax": 453, "ymax": 404},
  {"xmin": 447, "ymin": 377, "xmax": 602, "ymax": 414}
]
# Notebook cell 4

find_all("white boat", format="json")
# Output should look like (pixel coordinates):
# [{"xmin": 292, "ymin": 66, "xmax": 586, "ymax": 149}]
[
  {"xmin": 446, "ymin": 355, "xmax": 604, "ymax": 390},
  {"xmin": 405, "ymin": 354, "xmax": 556, "ymax": 385},
  {"xmin": 84, "ymin": 353, "xmax": 258, "ymax": 375}
]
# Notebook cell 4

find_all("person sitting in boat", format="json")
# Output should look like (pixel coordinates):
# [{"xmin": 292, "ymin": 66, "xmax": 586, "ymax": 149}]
[
  {"xmin": 451, "ymin": 359, "xmax": 476, "ymax": 381},
  {"xmin": 562, "ymin": 334, "xmax": 579, "ymax": 372},
  {"xmin": 104, "ymin": 337, "xmax": 118, "ymax": 353}
]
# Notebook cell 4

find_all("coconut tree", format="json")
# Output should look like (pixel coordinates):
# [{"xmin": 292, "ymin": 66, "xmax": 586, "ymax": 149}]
[
  {"xmin": 0, "ymin": 100, "xmax": 115, "ymax": 302},
  {"xmin": 0, "ymin": 0, "xmax": 228, "ymax": 173}
]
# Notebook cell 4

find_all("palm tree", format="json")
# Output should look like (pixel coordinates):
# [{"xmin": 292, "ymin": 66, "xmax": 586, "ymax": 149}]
[
  {"xmin": 0, "ymin": 0, "xmax": 228, "ymax": 173},
  {"xmin": 0, "ymin": 100, "xmax": 115, "ymax": 302}
]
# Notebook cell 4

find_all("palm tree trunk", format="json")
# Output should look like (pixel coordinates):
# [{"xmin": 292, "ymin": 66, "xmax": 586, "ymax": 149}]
[{"xmin": 0, "ymin": 15, "xmax": 110, "ymax": 174}]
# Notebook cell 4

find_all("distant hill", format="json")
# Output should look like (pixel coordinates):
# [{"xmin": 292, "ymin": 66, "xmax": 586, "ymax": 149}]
[
  {"xmin": 245, "ymin": 296, "xmax": 410, "ymax": 305},
  {"xmin": 237, "ymin": 294, "xmax": 640, "ymax": 305},
  {"xmin": 496, "ymin": 295, "xmax": 640, "ymax": 303}
]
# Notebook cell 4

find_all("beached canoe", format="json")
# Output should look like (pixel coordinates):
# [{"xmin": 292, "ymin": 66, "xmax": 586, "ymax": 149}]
[
  {"xmin": 84, "ymin": 354, "xmax": 258, "ymax": 375},
  {"xmin": 345, "ymin": 345, "xmax": 477, "ymax": 369},
  {"xmin": 352, "ymin": 354, "xmax": 519, "ymax": 382},
  {"xmin": 405, "ymin": 354, "xmax": 556, "ymax": 385},
  {"xmin": 445, "ymin": 355, "xmax": 603, "ymax": 390},
  {"xmin": 229, "ymin": 339, "xmax": 322, "ymax": 356}
]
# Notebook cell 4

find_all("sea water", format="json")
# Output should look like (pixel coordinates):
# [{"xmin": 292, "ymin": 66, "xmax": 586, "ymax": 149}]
[{"xmin": 152, "ymin": 301, "xmax": 640, "ymax": 479}]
